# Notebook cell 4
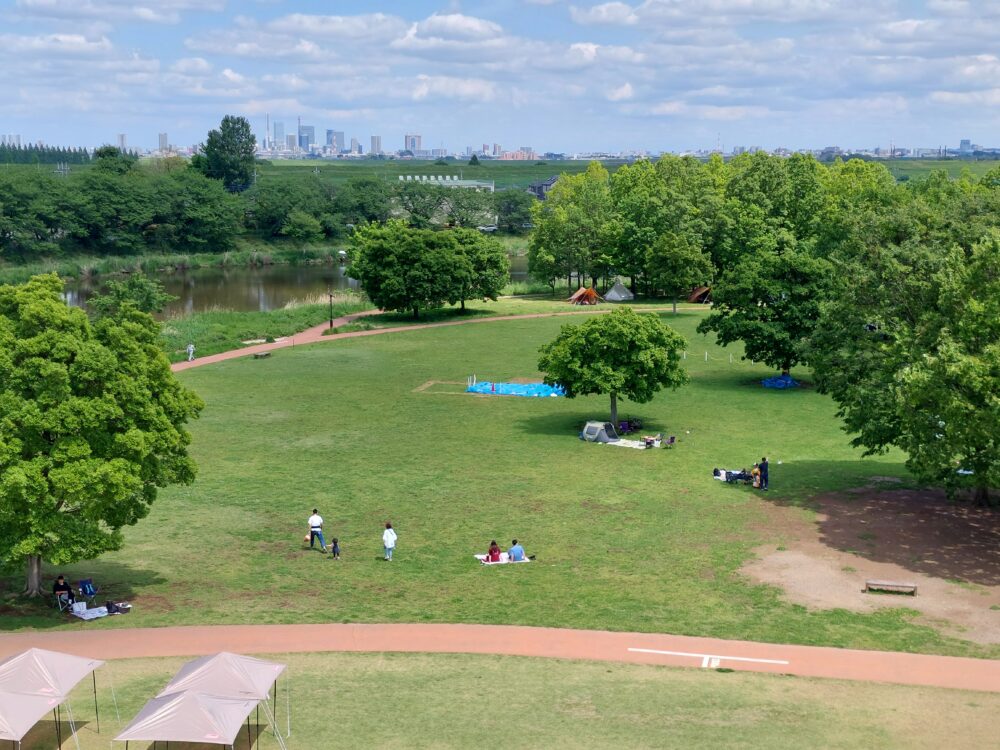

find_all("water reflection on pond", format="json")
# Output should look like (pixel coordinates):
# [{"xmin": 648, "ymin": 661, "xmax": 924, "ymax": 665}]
[{"xmin": 63, "ymin": 255, "xmax": 529, "ymax": 317}]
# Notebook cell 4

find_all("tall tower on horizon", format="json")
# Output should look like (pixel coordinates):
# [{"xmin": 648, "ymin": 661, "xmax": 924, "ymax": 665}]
[
  {"xmin": 371, "ymin": 135, "xmax": 382, "ymax": 155},
  {"xmin": 117, "ymin": 134, "xmax": 127, "ymax": 152},
  {"xmin": 158, "ymin": 133, "xmax": 168, "ymax": 152},
  {"xmin": 404, "ymin": 134, "xmax": 421, "ymax": 152}
]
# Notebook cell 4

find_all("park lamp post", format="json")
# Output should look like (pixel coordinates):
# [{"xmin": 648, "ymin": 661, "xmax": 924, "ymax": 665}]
[{"xmin": 328, "ymin": 286, "xmax": 334, "ymax": 330}]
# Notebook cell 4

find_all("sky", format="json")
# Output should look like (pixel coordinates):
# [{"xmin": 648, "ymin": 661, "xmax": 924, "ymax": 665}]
[{"xmin": 1, "ymin": 0, "xmax": 999, "ymax": 153}]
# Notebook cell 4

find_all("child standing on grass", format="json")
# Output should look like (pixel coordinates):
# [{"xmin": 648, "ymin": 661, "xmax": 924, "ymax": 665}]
[{"xmin": 383, "ymin": 522, "xmax": 397, "ymax": 561}]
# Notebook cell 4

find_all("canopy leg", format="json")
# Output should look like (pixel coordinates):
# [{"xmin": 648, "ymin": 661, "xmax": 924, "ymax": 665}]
[
  {"xmin": 54, "ymin": 706, "xmax": 61, "ymax": 748},
  {"xmin": 93, "ymin": 672, "xmax": 100, "ymax": 734}
]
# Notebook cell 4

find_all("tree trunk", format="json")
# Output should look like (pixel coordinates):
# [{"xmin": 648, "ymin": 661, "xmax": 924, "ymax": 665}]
[
  {"xmin": 610, "ymin": 391, "xmax": 618, "ymax": 427},
  {"xmin": 412, "ymin": 307, "xmax": 419, "ymax": 320},
  {"xmin": 974, "ymin": 485, "xmax": 991, "ymax": 506},
  {"xmin": 24, "ymin": 555, "xmax": 42, "ymax": 597},
  {"xmin": 672, "ymin": 297, "xmax": 678, "ymax": 315},
  {"xmin": 460, "ymin": 297, "xmax": 466, "ymax": 312}
]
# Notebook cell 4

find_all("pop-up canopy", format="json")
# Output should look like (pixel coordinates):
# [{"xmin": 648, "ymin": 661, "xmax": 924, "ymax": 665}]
[
  {"xmin": 0, "ymin": 648, "xmax": 105, "ymax": 744},
  {"xmin": 157, "ymin": 652, "xmax": 285, "ymax": 700},
  {"xmin": 115, "ymin": 691, "xmax": 257, "ymax": 746}
]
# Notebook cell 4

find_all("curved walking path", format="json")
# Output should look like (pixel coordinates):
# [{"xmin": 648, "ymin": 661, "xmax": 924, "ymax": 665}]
[
  {"xmin": 1, "ymin": 623, "xmax": 997, "ymax": 692},
  {"xmin": 171, "ymin": 306, "xmax": 679, "ymax": 372}
]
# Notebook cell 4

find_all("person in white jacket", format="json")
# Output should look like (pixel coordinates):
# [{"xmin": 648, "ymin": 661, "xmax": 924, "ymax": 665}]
[{"xmin": 382, "ymin": 522, "xmax": 397, "ymax": 561}]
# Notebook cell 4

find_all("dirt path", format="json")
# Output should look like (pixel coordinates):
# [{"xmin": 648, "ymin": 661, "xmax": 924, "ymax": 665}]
[
  {"xmin": 170, "ymin": 307, "xmax": 680, "ymax": 372},
  {"xmin": 0, "ymin": 623, "xmax": 997, "ymax": 692}
]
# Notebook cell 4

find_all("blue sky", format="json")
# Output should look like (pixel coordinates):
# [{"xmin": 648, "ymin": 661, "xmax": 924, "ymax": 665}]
[{"xmin": 1, "ymin": 0, "xmax": 998, "ymax": 152}]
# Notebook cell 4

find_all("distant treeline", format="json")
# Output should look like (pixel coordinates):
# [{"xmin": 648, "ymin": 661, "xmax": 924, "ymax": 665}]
[
  {"xmin": 0, "ymin": 143, "xmax": 95, "ymax": 165},
  {"xmin": 0, "ymin": 150, "xmax": 536, "ymax": 262}
]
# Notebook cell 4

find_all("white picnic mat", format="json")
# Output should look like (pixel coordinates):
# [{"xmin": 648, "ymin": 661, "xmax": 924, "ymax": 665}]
[
  {"xmin": 474, "ymin": 553, "xmax": 530, "ymax": 565},
  {"xmin": 71, "ymin": 606, "xmax": 108, "ymax": 621}
]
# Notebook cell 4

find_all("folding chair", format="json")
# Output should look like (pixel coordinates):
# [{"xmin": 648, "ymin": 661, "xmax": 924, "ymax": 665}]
[
  {"xmin": 664, "ymin": 436, "xmax": 676, "ymax": 449},
  {"xmin": 54, "ymin": 591, "xmax": 74, "ymax": 613},
  {"xmin": 78, "ymin": 578, "xmax": 100, "ymax": 606}
]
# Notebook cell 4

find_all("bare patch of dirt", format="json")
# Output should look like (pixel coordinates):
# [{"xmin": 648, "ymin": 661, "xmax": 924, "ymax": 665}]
[
  {"xmin": 742, "ymin": 488, "xmax": 1000, "ymax": 644},
  {"xmin": 135, "ymin": 594, "xmax": 175, "ymax": 613}
]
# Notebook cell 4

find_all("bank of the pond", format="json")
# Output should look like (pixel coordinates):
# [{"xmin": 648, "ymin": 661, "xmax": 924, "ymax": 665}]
[
  {"xmin": 0, "ymin": 238, "xmax": 346, "ymax": 286},
  {"xmin": 161, "ymin": 296, "xmax": 373, "ymax": 362}
]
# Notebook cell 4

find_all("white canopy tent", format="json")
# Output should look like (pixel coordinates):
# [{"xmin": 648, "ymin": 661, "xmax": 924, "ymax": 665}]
[
  {"xmin": 0, "ymin": 648, "xmax": 105, "ymax": 749},
  {"xmin": 115, "ymin": 691, "xmax": 258, "ymax": 748},
  {"xmin": 115, "ymin": 652, "xmax": 288, "ymax": 750}
]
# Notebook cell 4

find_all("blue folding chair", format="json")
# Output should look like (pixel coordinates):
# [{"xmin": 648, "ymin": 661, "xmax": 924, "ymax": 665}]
[{"xmin": 78, "ymin": 579, "xmax": 100, "ymax": 606}]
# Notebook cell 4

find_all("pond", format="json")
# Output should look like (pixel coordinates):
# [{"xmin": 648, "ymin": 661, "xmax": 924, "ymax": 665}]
[{"xmin": 63, "ymin": 255, "xmax": 530, "ymax": 317}]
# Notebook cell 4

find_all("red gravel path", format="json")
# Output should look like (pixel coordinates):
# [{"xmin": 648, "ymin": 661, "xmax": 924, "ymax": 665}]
[{"xmin": 0, "ymin": 624, "xmax": 996, "ymax": 692}]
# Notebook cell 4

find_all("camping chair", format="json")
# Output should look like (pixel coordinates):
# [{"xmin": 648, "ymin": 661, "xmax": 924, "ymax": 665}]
[
  {"xmin": 54, "ymin": 591, "xmax": 74, "ymax": 613},
  {"xmin": 78, "ymin": 578, "xmax": 100, "ymax": 606},
  {"xmin": 664, "ymin": 436, "xmax": 676, "ymax": 449}
]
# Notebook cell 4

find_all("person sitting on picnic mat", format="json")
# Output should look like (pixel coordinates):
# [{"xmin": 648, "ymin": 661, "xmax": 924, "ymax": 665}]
[
  {"xmin": 508, "ymin": 539, "xmax": 527, "ymax": 562},
  {"xmin": 53, "ymin": 575, "xmax": 75, "ymax": 605},
  {"xmin": 487, "ymin": 540, "xmax": 502, "ymax": 563}
]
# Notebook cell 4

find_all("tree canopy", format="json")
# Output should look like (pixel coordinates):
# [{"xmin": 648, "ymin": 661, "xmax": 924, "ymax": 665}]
[
  {"xmin": 0, "ymin": 275, "xmax": 204, "ymax": 595},
  {"xmin": 194, "ymin": 115, "xmax": 257, "ymax": 192},
  {"xmin": 538, "ymin": 307, "xmax": 688, "ymax": 424}
]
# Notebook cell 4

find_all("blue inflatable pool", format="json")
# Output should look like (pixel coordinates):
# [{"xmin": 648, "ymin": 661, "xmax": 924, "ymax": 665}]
[{"xmin": 467, "ymin": 381, "xmax": 565, "ymax": 398}]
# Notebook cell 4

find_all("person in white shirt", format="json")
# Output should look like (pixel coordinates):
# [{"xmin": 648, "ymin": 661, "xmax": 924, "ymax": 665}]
[
  {"xmin": 382, "ymin": 522, "xmax": 397, "ymax": 561},
  {"xmin": 308, "ymin": 509, "xmax": 327, "ymax": 553},
  {"xmin": 186, "ymin": 343, "xmax": 195, "ymax": 362}
]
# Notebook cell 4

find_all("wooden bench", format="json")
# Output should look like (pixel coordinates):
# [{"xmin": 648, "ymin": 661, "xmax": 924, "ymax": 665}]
[
  {"xmin": 864, "ymin": 579, "xmax": 917, "ymax": 595},
  {"xmin": 252, "ymin": 352, "xmax": 271, "ymax": 360}
]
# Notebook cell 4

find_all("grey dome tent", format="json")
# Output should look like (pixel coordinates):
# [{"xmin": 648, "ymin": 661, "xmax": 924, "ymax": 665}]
[
  {"xmin": 581, "ymin": 421, "xmax": 619, "ymax": 443},
  {"xmin": 604, "ymin": 281, "xmax": 634, "ymax": 302}
]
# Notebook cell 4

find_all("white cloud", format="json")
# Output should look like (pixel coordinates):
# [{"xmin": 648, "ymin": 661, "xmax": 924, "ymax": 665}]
[
  {"xmin": 607, "ymin": 82, "xmax": 634, "ymax": 100},
  {"xmin": 412, "ymin": 74, "xmax": 497, "ymax": 102},
  {"xmin": 171, "ymin": 57, "xmax": 211, "ymax": 74},
  {"xmin": 652, "ymin": 100, "xmax": 770, "ymax": 119},
  {"xmin": 0, "ymin": 33, "xmax": 112, "ymax": 55},
  {"xmin": 266, "ymin": 13, "xmax": 408, "ymax": 40},
  {"xmin": 570, "ymin": 2, "xmax": 639, "ymax": 25},
  {"xmin": 14, "ymin": 0, "xmax": 224, "ymax": 24},
  {"xmin": 930, "ymin": 88, "xmax": 1000, "ymax": 106},
  {"xmin": 415, "ymin": 13, "xmax": 504, "ymax": 39}
]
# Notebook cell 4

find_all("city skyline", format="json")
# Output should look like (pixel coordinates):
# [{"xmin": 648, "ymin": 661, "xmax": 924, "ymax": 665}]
[{"xmin": 2, "ymin": 1, "xmax": 1000, "ymax": 153}]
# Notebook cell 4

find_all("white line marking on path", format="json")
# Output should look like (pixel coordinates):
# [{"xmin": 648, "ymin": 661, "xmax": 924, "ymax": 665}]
[{"xmin": 628, "ymin": 647, "xmax": 790, "ymax": 669}]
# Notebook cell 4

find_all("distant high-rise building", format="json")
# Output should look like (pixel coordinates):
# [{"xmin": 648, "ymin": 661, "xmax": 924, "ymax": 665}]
[
  {"xmin": 371, "ymin": 135, "xmax": 382, "ymax": 155},
  {"xmin": 117, "ymin": 134, "xmax": 127, "ymax": 152},
  {"xmin": 960, "ymin": 138, "xmax": 972, "ymax": 153},
  {"xmin": 351, "ymin": 137, "xmax": 361, "ymax": 154},
  {"xmin": 158, "ymin": 133, "xmax": 168, "ymax": 152},
  {"xmin": 492, "ymin": 143, "xmax": 501, "ymax": 157},
  {"xmin": 326, "ymin": 129, "xmax": 336, "ymax": 147},
  {"xmin": 482, "ymin": 143, "xmax": 489, "ymax": 154},
  {"xmin": 404, "ymin": 134, "xmax": 422, "ymax": 152},
  {"xmin": 298, "ymin": 125, "xmax": 315, "ymax": 150},
  {"xmin": 332, "ymin": 131, "xmax": 345, "ymax": 152},
  {"xmin": 286, "ymin": 134, "xmax": 297, "ymax": 151},
  {"xmin": 273, "ymin": 122, "xmax": 285, "ymax": 147}
]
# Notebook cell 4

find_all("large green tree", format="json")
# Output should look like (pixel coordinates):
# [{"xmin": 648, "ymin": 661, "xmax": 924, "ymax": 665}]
[
  {"xmin": 195, "ymin": 115, "xmax": 257, "ymax": 192},
  {"xmin": 350, "ymin": 221, "xmax": 469, "ymax": 318},
  {"xmin": 698, "ymin": 249, "xmax": 833, "ymax": 374},
  {"xmin": 646, "ymin": 232, "xmax": 714, "ymax": 314},
  {"xmin": 811, "ymin": 234, "xmax": 1000, "ymax": 505},
  {"xmin": 538, "ymin": 307, "xmax": 688, "ymax": 424},
  {"xmin": 88, "ymin": 273, "xmax": 176, "ymax": 317},
  {"xmin": 453, "ymin": 229, "xmax": 510, "ymax": 310},
  {"xmin": 494, "ymin": 189, "xmax": 535, "ymax": 234},
  {"xmin": 0, "ymin": 275, "xmax": 203, "ymax": 596}
]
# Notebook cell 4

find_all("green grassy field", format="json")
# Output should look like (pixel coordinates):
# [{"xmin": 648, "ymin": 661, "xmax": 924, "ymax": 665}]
[
  {"xmin": 5, "ymin": 307, "xmax": 997, "ymax": 660},
  {"xmin": 17, "ymin": 652, "xmax": 1000, "ymax": 750},
  {"xmin": 258, "ymin": 159, "xmax": 626, "ymax": 189}
]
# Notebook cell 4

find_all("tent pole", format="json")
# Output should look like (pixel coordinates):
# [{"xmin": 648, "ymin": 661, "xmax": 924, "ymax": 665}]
[
  {"xmin": 93, "ymin": 671, "xmax": 100, "ymax": 734},
  {"xmin": 247, "ymin": 715, "xmax": 251, "ymax": 750},
  {"xmin": 55, "ymin": 706, "xmax": 61, "ymax": 748}
]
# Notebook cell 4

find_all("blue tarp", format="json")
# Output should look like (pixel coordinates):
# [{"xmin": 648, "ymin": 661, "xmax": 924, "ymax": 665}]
[
  {"xmin": 762, "ymin": 373, "xmax": 799, "ymax": 389},
  {"xmin": 467, "ymin": 381, "xmax": 565, "ymax": 398}
]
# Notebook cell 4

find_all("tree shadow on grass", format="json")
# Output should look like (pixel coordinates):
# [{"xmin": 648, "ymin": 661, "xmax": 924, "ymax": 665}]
[
  {"xmin": 813, "ymin": 486, "xmax": 1000, "ymax": 587},
  {"xmin": 515, "ymin": 412, "xmax": 667, "ymax": 438},
  {"xmin": 0, "ymin": 561, "xmax": 167, "ymax": 631},
  {"xmin": 759, "ymin": 461, "xmax": 1000, "ymax": 587}
]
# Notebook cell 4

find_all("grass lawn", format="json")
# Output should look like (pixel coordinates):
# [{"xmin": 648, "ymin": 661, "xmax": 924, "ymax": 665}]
[
  {"xmin": 3, "ymin": 309, "xmax": 998, "ymax": 659},
  {"xmin": 19, "ymin": 653, "xmax": 1000, "ymax": 750}
]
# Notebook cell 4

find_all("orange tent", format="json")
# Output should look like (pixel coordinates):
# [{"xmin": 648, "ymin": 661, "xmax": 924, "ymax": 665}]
[
  {"xmin": 687, "ymin": 286, "xmax": 711, "ymax": 303},
  {"xmin": 568, "ymin": 287, "xmax": 603, "ymax": 305}
]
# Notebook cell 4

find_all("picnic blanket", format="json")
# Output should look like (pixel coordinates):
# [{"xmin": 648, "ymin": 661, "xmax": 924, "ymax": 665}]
[
  {"xmin": 474, "ymin": 553, "xmax": 531, "ymax": 565},
  {"xmin": 607, "ymin": 439, "xmax": 649, "ymax": 450},
  {"xmin": 71, "ymin": 606, "xmax": 108, "ymax": 621}
]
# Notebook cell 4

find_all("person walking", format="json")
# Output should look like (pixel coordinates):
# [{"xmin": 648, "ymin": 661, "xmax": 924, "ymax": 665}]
[
  {"xmin": 382, "ymin": 522, "xmax": 397, "ymax": 561},
  {"xmin": 760, "ymin": 457, "xmax": 769, "ymax": 491},
  {"xmin": 186, "ymin": 343, "xmax": 195, "ymax": 362},
  {"xmin": 308, "ymin": 508, "xmax": 328, "ymax": 552}
]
